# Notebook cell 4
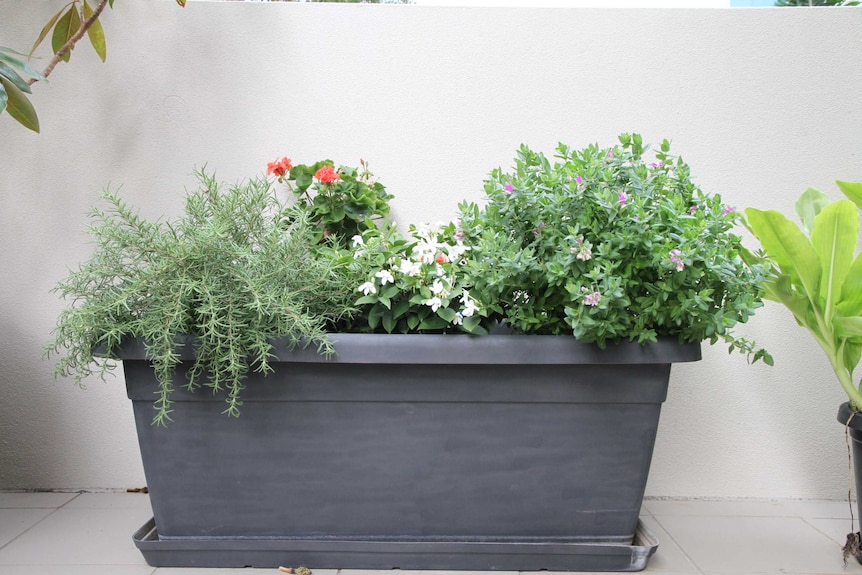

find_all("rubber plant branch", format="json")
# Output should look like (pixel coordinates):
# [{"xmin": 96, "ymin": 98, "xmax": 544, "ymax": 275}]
[{"xmin": 30, "ymin": 0, "xmax": 110, "ymax": 85}]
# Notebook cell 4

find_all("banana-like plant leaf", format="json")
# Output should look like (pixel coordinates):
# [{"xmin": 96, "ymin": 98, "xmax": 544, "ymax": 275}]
[
  {"xmin": 745, "ymin": 207, "xmax": 821, "ymax": 306},
  {"xmin": 839, "ymin": 317, "xmax": 862, "ymax": 341},
  {"xmin": 0, "ymin": 81, "xmax": 7, "ymax": 116},
  {"xmin": 30, "ymin": 7, "xmax": 67, "ymax": 58},
  {"xmin": 837, "ymin": 181, "xmax": 862, "ymax": 212},
  {"xmin": 795, "ymin": 187, "xmax": 831, "ymax": 234},
  {"xmin": 0, "ymin": 76, "xmax": 39, "ymax": 132},
  {"xmin": 83, "ymin": 0, "xmax": 107, "ymax": 62},
  {"xmin": 763, "ymin": 273, "xmax": 813, "ymax": 328},
  {"xmin": 845, "ymin": 341, "xmax": 862, "ymax": 378},
  {"xmin": 52, "ymin": 6, "xmax": 81, "ymax": 63},
  {"xmin": 838, "ymin": 252, "xmax": 862, "ymax": 318},
  {"xmin": 810, "ymin": 200, "xmax": 857, "ymax": 312},
  {"xmin": 0, "ymin": 61, "xmax": 32, "ymax": 94}
]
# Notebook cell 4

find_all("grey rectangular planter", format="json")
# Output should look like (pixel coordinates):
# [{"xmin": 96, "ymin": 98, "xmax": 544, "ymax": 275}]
[{"xmin": 121, "ymin": 334, "xmax": 701, "ymax": 570}]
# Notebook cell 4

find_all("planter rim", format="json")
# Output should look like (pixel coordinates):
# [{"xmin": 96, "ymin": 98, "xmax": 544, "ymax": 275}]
[
  {"xmin": 112, "ymin": 333, "xmax": 701, "ymax": 365},
  {"xmin": 837, "ymin": 402, "xmax": 862, "ymax": 431}
]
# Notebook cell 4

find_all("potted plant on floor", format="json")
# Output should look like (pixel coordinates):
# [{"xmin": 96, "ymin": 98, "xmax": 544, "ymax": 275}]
[
  {"xmin": 48, "ymin": 135, "xmax": 769, "ymax": 571},
  {"xmin": 745, "ymin": 180, "xmax": 862, "ymax": 563}
]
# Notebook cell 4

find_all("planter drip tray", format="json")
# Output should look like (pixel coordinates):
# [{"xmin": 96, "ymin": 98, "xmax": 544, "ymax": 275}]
[{"xmin": 132, "ymin": 518, "xmax": 659, "ymax": 571}]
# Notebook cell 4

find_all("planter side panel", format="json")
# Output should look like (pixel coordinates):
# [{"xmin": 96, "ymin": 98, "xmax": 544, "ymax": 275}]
[{"xmin": 128, "ymin": 360, "xmax": 670, "ymax": 544}]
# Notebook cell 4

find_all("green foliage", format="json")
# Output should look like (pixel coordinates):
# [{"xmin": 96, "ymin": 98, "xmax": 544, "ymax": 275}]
[
  {"xmin": 459, "ymin": 134, "xmax": 771, "ymax": 363},
  {"xmin": 0, "ymin": 47, "xmax": 46, "ymax": 132},
  {"xmin": 345, "ymin": 221, "xmax": 492, "ymax": 334},
  {"xmin": 268, "ymin": 157, "xmax": 394, "ymax": 242},
  {"xmin": 47, "ymin": 170, "xmax": 359, "ymax": 425},
  {"xmin": 746, "ymin": 181, "xmax": 862, "ymax": 409}
]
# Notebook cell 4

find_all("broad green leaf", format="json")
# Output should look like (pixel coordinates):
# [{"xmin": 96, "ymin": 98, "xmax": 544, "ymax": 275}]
[
  {"xmin": 762, "ymin": 273, "xmax": 813, "ymax": 328},
  {"xmin": 838, "ymin": 317, "xmax": 862, "ymax": 338},
  {"xmin": 745, "ymin": 207, "xmax": 821, "ymax": 305},
  {"xmin": 838, "ymin": 252, "xmax": 862, "ymax": 318},
  {"xmin": 845, "ymin": 341, "xmax": 862, "ymax": 377},
  {"xmin": 795, "ymin": 187, "xmax": 830, "ymax": 234},
  {"xmin": 83, "ymin": 0, "xmax": 107, "ymax": 62},
  {"xmin": 810, "ymin": 200, "xmax": 857, "ymax": 311},
  {"xmin": 437, "ymin": 307, "xmax": 457, "ymax": 323},
  {"xmin": 0, "ymin": 76, "xmax": 39, "ymax": 132},
  {"xmin": 0, "ymin": 81, "xmax": 6, "ymax": 115},
  {"xmin": 382, "ymin": 312, "xmax": 395, "ymax": 334},
  {"xmin": 837, "ymin": 181, "xmax": 862, "ymax": 212},
  {"xmin": 30, "ymin": 7, "xmax": 67, "ymax": 57},
  {"xmin": 52, "ymin": 6, "xmax": 81, "ymax": 63},
  {"xmin": 0, "ymin": 61, "xmax": 31, "ymax": 93},
  {"xmin": 0, "ymin": 50, "xmax": 46, "ymax": 83}
]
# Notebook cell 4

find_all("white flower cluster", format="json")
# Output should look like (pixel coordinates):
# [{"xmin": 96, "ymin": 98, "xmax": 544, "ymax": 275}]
[{"xmin": 356, "ymin": 223, "xmax": 481, "ymax": 327}]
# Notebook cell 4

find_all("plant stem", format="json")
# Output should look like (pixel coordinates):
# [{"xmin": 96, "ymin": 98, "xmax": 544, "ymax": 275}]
[{"xmin": 29, "ymin": 0, "xmax": 109, "ymax": 85}]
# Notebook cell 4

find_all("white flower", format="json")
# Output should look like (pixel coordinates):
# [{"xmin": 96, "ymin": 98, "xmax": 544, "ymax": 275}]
[
  {"xmin": 351, "ymin": 235, "xmax": 364, "ymax": 248},
  {"xmin": 452, "ymin": 312, "xmax": 464, "ymax": 326},
  {"xmin": 460, "ymin": 290, "xmax": 479, "ymax": 317},
  {"xmin": 398, "ymin": 258, "xmax": 422, "ymax": 276},
  {"xmin": 358, "ymin": 281, "xmax": 377, "ymax": 296},
  {"xmin": 375, "ymin": 270, "xmax": 394, "ymax": 285},
  {"xmin": 424, "ymin": 296, "xmax": 443, "ymax": 312},
  {"xmin": 431, "ymin": 279, "xmax": 450, "ymax": 298}
]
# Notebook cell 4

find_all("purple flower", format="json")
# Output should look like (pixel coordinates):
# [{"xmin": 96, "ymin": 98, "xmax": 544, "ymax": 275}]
[
  {"xmin": 619, "ymin": 191, "xmax": 627, "ymax": 206},
  {"xmin": 606, "ymin": 150, "xmax": 614, "ymax": 159},
  {"xmin": 532, "ymin": 222, "xmax": 545, "ymax": 237},
  {"xmin": 722, "ymin": 205, "xmax": 735, "ymax": 216},
  {"xmin": 584, "ymin": 291, "xmax": 601, "ymax": 306},
  {"xmin": 670, "ymin": 249, "xmax": 684, "ymax": 272},
  {"xmin": 575, "ymin": 175, "xmax": 584, "ymax": 185},
  {"xmin": 689, "ymin": 205, "xmax": 698, "ymax": 215},
  {"xmin": 505, "ymin": 182, "xmax": 514, "ymax": 193}
]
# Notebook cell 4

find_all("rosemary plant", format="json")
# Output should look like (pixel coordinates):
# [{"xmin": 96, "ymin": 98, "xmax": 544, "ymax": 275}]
[{"xmin": 47, "ymin": 170, "xmax": 360, "ymax": 424}]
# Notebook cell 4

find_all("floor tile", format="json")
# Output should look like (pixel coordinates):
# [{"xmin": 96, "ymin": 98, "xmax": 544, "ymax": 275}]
[
  {"xmin": 783, "ymin": 499, "xmax": 857, "ymax": 519},
  {"xmin": 640, "ymin": 515, "xmax": 699, "ymax": 573},
  {"xmin": 653, "ymin": 514, "xmax": 851, "ymax": 573},
  {"xmin": 0, "ymin": 493, "xmax": 76, "ymax": 509},
  {"xmin": 62, "ymin": 492, "xmax": 152, "ymax": 509},
  {"xmin": 0, "ymin": 507, "xmax": 151, "ymax": 565},
  {"xmin": 0, "ymin": 509, "xmax": 54, "ymax": 549},
  {"xmin": 804, "ymin": 516, "xmax": 862, "ymax": 546}
]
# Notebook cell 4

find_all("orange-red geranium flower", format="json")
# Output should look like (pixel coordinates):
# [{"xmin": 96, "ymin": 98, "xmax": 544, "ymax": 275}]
[
  {"xmin": 266, "ymin": 157, "xmax": 293, "ymax": 177},
  {"xmin": 314, "ymin": 165, "xmax": 341, "ymax": 184}
]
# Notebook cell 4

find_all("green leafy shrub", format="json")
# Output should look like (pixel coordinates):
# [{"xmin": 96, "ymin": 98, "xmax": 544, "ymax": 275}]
[
  {"xmin": 458, "ymin": 133, "xmax": 771, "ymax": 363},
  {"xmin": 47, "ymin": 170, "xmax": 361, "ymax": 424}
]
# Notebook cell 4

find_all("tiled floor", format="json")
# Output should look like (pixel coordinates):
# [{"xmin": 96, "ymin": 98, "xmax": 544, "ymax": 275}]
[{"xmin": 1, "ymin": 492, "xmax": 862, "ymax": 575}]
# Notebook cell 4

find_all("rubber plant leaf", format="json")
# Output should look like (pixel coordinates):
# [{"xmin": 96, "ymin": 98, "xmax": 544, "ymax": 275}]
[
  {"xmin": 809, "ymin": 200, "xmax": 857, "ymax": 313},
  {"xmin": 0, "ymin": 81, "xmax": 7, "ymax": 116},
  {"xmin": 838, "ymin": 253, "xmax": 862, "ymax": 318},
  {"xmin": 0, "ymin": 76, "xmax": 39, "ymax": 132},
  {"xmin": 83, "ymin": 0, "xmax": 107, "ymax": 62},
  {"xmin": 837, "ymin": 180, "xmax": 862, "ymax": 212},
  {"xmin": 744, "ymin": 207, "xmax": 821, "ymax": 305},
  {"xmin": 30, "ymin": 7, "xmax": 67, "ymax": 58},
  {"xmin": 0, "ymin": 49, "xmax": 46, "ymax": 84},
  {"xmin": 52, "ymin": 6, "xmax": 81, "ymax": 63},
  {"xmin": 795, "ymin": 187, "xmax": 831, "ymax": 234},
  {"xmin": 0, "ymin": 61, "xmax": 32, "ymax": 94}
]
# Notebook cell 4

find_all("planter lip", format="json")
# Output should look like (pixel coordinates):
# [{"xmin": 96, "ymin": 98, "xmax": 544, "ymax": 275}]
[
  {"xmin": 837, "ymin": 402, "xmax": 862, "ymax": 430},
  {"xmin": 112, "ymin": 333, "xmax": 702, "ymax": 365}
]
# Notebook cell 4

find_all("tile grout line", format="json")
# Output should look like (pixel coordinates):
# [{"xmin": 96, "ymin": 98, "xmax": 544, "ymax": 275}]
[
  {"xmin": 648, "ymin": 514, "xmax": 708, "ymax": 575},
  {"xmin": 0, "ymin": 496, "xmax": 77, "ymax": 556}
]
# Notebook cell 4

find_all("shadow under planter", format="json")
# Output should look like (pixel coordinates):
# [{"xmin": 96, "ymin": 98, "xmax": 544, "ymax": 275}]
[{"xmin": 120, "ymin": 334, "xmax": 701, "ymax": 571}]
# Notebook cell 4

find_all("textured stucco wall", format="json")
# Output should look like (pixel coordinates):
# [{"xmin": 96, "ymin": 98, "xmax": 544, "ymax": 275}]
[{"xmin": 0, "ymin": 1, "xmax": 860, "ymax": 498}]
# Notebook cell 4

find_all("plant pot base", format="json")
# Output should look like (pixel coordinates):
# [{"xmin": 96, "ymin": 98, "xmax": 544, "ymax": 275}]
[{"xmin": 132, "ymin": 517, "xmax": 659, "ymax": 571}]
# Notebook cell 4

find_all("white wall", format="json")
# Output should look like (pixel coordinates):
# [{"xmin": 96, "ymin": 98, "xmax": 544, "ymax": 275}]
[{"xmin": 0, "ymin": 1, "xmax": 860, "ymax": 498}]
